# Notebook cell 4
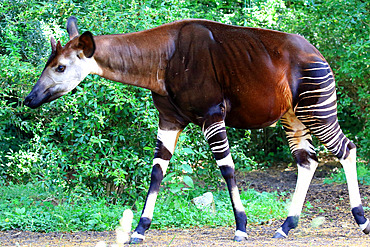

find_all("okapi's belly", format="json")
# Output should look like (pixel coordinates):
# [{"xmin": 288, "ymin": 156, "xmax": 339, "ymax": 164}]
[
  {"xmin": 225, "ymin": 102, "xmax": 288, "ymax": 129},
  {"xmin": 224, "ymin": 79, "xmax": 292, "ymax": 129}
]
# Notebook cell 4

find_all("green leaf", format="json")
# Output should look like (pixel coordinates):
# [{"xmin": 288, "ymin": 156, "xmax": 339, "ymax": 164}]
[
  {"xmin": 181, "ymin": 163, "xmax": 193, "ymax": 174},
  {"xmin": 182, "ymin": 147, "xmax": 195, "ymax": 154},
  {"xmin": 183, "ymin": 176, "xmax": 194, "ymax": 188},
  {"xmin": 162, "ymin": 172, "xmax": 175, "ymax": 183},
  {"xmin": 169, "ymin": 186, "xmax": 183, "ymax": 194},
  {"xmin": 15, "ymin": 207, "xmax": 25, "ymax": 215}
]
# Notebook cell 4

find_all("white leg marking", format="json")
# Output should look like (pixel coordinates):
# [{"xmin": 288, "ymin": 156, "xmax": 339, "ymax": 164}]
[
  {"xmin": 288, "ymin": 159, "xmax": 318, "ymax": 216},
  {"xmin": 215, "ymin": 153, "xmax": 234, "ymax": 167},
  {"xmin": 231, "ymin": 185, "xmax": 245, "ymax": 213},
  {"xmin": 141, "ymin": 192, "xmax": 158, "ymax": 220},
  {"xmin": 360, "ymin": 219, "xmax": 370, "ymax": 231},
  {"xmin": 216, "ymin": 154, "xmax": 243, "ymax": 212},
  {"xmin": 153, "ymin": 158, "xmax": 169, "ymax": 176},
  {"xmin": 157, "ymin": 128, "xmax": 181, "ymax": 155},
  {"xmin": 131, "ymin": 231, "xmax": 145, "ymax": 240},
  {"xmin": 235, "ymin": 230, "xmax": 248, "ymax": 238},
  {"xmin": 275, "ymin": 227, "xmax": 288, "ymax": 238},
  {"xmin": 154, "ymin": 128, "xmax": 181, "ymax": 175},
  {"xmin": 340, "ymin": 148, "xmax": 362, "ymax": 208}
]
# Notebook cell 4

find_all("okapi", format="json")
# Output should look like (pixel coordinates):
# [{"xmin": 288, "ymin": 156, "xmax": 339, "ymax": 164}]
[{"xmin": 24, "ymin": 17, "xmax": 369, "ymax": 243}]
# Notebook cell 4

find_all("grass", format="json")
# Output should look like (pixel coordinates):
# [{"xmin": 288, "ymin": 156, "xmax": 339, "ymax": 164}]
[{"xmin": 0, "ymin": 183, "xmax": 287, "ymax": 232}]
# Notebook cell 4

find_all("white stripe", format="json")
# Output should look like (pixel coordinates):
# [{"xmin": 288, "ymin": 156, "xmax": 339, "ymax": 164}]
[
  {"xmin": 302, "ymin": 66, "xmax": 330, "ymax": 71},
  {"xmin": 141, "ymin": 192, "xmax": 158, "ymax": 220},
  {"xmin": 204, "ymin": 122, "xmax": 225, "ymax": 137},
  {"xmin": 131, "ymin": 232, "xmax": 145, "ymax": 240},
  {"xmin": 301, "ymin": 76, "xmax": 333, "ymax": 85},
  {"xmin": 323, "ymin": 130, "xmax": 342, "ymax": 154},
  {"xmin": 212, "ymin": 146, "xmax": 230, "ymax": 153},
  {"xmin": 296, "ymin": 103, "xmax": 337, "ymax": 113},
  {"xmin": 211, "ymin": 140, "xmax": 229, "ymax": 153},
  {"xmin": 296, "ymin": 92, "xmax": 336, "ymax": 110},
  {"xmin": 235, "ymin": 230, "xmax": 248, "ymax": 238},
  {"xmin": 204, "ymin": 123, "xmax": 226, "ymax": 141},
  {"xmin": 298, "ymin": 111, "xmax": 338, "ymax": 121},
  {"xmin": 157, "ymin": 128, "xmax": 180, "ymax": 154},
  {"xmin": 205, "ymin": 128, "xmax": 225, "ymax": 141},
  {"xmin": 153, "ymin": 158, "xmax": 169, "ymax": 176},
  {"xmin": 360, "ymin": 219, "xmax": 370, "ymax": 231},
  {"xmin": 288, "ymin": 160, "xmax": 318, "ymax": 216},
  {"xmin": 203, "ymin": 121, "xmax": 223, "ymax": 136},
  {"xmin": 209, "ymin": 138, "xmax": 228, "ymax": 146},
  {"xmin": 202, "ymin": 121, "xmax": 218, "ymax": 133},
  {"xmin": 275, "ymin": 227, "xmax": 287, "ymax": 238},
  {"xmin": 299, "ymin": 83, "xmax": 335, "ymax": 96},
  {"xmin": 311, "ymin": 61, "xmax": 329, "ymax": 65},
  {"xmin": 299, "ymin": 90, "xmax": 334, "ymax": 100},
  {"xmin": 340, "ymin": 148, "xmax": 362, "ymax": 208},
  {"xmin": 231, "ymin": 186, "xmax": 245, "ymax": 213},
  {"xmin": 216, "ymin": 153, "xmax": 234, "ymax": 167},
  {"xmin": 299, "ymin": 71, "xmax": 333, "ymax": 80}
]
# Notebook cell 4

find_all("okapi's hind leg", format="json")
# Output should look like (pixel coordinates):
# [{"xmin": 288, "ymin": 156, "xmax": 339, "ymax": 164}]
[
  {"xmin": 203, "ymin": 109, "xmax": 248, "ymax": 241},
  {"xmin": 274, "ymin": 60, "xmax": 370, "ymax": 238},
  {"xmin": 296, "ymin": 61, "xmax": 370, "ymax": 235},
  {"xmin": 341, "ymin": 148, "xmax": 370, "ymax": 234},
  {"xmin": 130, "ymin": 127, "xmax": 182, "ymax": 244},
  {"xmin": 273, "ymin": 109, "xmax": 319, "ymax": 238}
]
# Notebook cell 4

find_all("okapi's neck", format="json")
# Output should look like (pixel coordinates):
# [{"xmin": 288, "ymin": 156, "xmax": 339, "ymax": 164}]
[{"xmin": 92, "ymin": 31, "xmax": 176, "ymax": 95}]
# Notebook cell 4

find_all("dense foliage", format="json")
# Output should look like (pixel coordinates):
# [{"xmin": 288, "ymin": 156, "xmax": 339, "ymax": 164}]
[
  {"xmin": 1, "ymin": 0, "xmax": 369, "ymax": 203},
  {"xmin": 0, "ymin": 183, "xmax": 286, "ymax": 231}
]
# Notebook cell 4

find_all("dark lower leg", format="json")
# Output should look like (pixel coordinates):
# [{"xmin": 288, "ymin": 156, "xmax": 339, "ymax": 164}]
[
  {"xmin": 130, "ymin": 128, "xmax": 180, "ymax": 243},
  {"xmin": 130, "ymin": 164, "xmax": 163, "ymax": 243},
  {"xmin": 203, "ymin": 119, "xmax": 248, "ymax": 240},
  {"xmin": 219, "ymin": 165, "xmax": 248, "ymax": 240}
]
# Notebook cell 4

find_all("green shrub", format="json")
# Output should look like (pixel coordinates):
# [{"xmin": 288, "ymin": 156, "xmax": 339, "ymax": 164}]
[
  {"xmin": 324, "ymin": 162, "xmax": 370, "ymax": 186},
  {"xmin": 0, "ymin": 183, "xmax": 287, "ymax": 231}
]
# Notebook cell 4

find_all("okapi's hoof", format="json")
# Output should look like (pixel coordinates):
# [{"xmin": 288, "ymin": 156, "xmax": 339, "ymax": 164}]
[
  {"xmin": 361, "ymin": 220, "xmax": 370, "ymax": 234},
  {"xmin": 129, "ymin": 238, "xmax": 144, "ymax": 244},
  {"xmin": 272, "ymin": 232, "xmax": 286, "ymax": 238},
  {"xmin": 233, "ymin": 235, "xmax": 247, "ymax": 242},
  {"xmin": 233, "ymin": 230, "xmax": 248, "ymax": 242},
  {"xmin": 272, "ymin": 228, "xmax": 287, "ymax": 239}
]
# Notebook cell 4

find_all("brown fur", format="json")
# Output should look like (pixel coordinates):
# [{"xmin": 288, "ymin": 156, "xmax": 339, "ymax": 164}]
[{"xmin": 28, "ymin": 19, "xmax": 326, "ymax": 130}]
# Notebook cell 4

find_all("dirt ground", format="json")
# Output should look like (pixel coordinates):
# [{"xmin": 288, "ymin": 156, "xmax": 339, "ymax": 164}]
[{"xmin": 1, "ymin": 159, "xmax": 370, "ymax": 246}]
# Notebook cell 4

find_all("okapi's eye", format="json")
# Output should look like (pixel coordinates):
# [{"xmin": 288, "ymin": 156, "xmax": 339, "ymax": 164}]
[{"xmin": 56, "ymin": 65, "xmax": 66, "ymax": 73}]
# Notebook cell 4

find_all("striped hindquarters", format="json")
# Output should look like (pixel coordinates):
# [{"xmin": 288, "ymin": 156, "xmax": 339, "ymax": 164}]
[{"xmin": 295, "ymin": 61, "xmax": 354, "ymax": 159}]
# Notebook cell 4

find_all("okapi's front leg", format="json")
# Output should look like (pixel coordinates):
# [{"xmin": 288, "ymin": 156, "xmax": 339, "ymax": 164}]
[
  {"xmin": 203, "ymin": 119, "xmax": 248, "ymax": 241},
  {"xmin": 130, "ymin": 128, "xmax": 182, "ymax": 244}
]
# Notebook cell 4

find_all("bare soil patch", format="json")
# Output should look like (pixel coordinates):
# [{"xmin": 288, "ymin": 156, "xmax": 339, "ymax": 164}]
[{"xmin": 1, "ymin": 159, "xmax": 370, "ymax": 246}]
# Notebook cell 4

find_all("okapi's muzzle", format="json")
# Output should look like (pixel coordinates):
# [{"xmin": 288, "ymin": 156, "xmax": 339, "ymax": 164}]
[{"xmin": 24, "ymin": 81, "xmax": 52, "ymax": 109}]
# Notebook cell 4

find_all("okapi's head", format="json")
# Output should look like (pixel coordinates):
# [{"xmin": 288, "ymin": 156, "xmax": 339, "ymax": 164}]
[{"xmin": 24, "ymin": 17, "xmax": 97, "ymax": 109}]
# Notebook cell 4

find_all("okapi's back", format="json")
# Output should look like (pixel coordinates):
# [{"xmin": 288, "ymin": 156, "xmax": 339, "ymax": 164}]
[{"xmin": 165, "ymin": 20, "xmax": 323, "ymax": 129}]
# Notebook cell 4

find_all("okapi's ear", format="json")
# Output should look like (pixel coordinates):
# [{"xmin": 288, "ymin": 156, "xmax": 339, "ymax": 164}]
[
  {"xmin": 50, "ymin": 36, "xmax": 57, "ymax": 53},
  {"xmin": 66, "ymin": 16, "xmax": 79, "ymax": 40},
  {"xmin": 78, "ymin": 31, "xmax": 95, "ymax": 58},
  {"xmin": 56, "ymin": 41, "xmax": 62, "ymax": 54}
]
